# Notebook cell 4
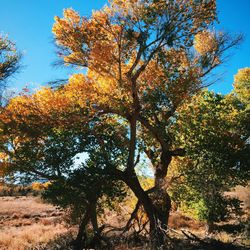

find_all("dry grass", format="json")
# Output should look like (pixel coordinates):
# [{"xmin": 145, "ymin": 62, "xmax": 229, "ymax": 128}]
[
  {"xmin": 0, "ymin": 196, "xmax": 68, "ymax": 250},
  {"xmin": 225, "ymin": 184, "xmax": 250, "ymax": 211},
  {"xmin": 0, "ymin": 196, "xmax": 55, "ymax": 216},
  {"xmin": 0, "ymin": 193, "xmax": 248, "ymax": 250},
  {"xmin": 0, "ymin": 224, "xmax": 68, "ymax": 250},
  {"xmin": 233, "ymin": 185, "xmax": 250, "ymax": 212},
  {"xmin": 168, "ymin": 212, "xmax": 205, "ymax": 232}
]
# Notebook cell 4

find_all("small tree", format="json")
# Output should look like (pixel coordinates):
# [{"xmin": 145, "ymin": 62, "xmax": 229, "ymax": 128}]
[
  {"xmin": 43, "ymin": 164, "xmax": 126, "ymax": 249},
  {"xmin": 0, "ymin": 35, "xmax": 21, "ymax": 98},
  {"xmin": 0, "ymin": 93, "xmax": 129, "ymax": 248}
]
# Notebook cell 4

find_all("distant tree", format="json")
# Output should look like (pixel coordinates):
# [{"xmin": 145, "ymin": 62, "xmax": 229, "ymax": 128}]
[
  {"xmin": 233, "ymin": 67, "xmax": 250, "ymax": 109},
  {"xmin": 0, "ymin": 35, "xmax": 21, "ymax": 92}
]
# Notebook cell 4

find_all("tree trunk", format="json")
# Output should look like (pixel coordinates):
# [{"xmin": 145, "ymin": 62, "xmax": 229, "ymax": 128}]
[
  {"xmin": 153, "ymin": 151, "xmax": 172, "ymax": 228},
  {"xmin": 73, "ymin": 198, "xmax": 101, "ymax": 250},
  {"xmin": 123, "ymin": 171, "xmax": 169, "ymax": 248},
  {"xmin": 151, "ymin": 147, "xmax": 186, "ymax": 235},
  {"xmin": 73, "ymin": 199, "xmax": 98, "ymax": 250},
  {"xmin": 124, "ymin": 172, "xmax": 156, "ymax": 227},
  {"xmin": 73, "ymin": 208, "xmax": 91, "ymax": 250},
  {"xmin": 90, "ymin": 203, "xmax": 99, "ymax": 235},
  {"xmin": 89, "ymin": 202, "xmax": 103, "ymax": 249},
  {"xmin": 152, "ymin": 175, "xmax": 172, "ymax": 243}
]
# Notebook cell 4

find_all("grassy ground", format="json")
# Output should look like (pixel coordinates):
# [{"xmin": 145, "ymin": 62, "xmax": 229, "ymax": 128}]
[
  {"xmin": 0, "ymin": 188, "xmax": 249, "ymax": 250},
  {"xmin": 0, "ymin": 196, "xmax": 70, "ymax": 250}
]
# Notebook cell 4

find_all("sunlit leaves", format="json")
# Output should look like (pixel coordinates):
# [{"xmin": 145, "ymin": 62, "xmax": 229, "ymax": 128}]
[
  {"xmin": 0, "ymin": 1, "xmax": 245, "ymax": 237},
  {"xmin": 233, "ymin": 67, "xmax": 250, "ymax": 108},
  {"xmin": 194, "ymin": 30, "xmax": 218, "ymax": 55},
  {"xmin": 169, "ymin": 87, "xmax": 250, "ymax": 223}
]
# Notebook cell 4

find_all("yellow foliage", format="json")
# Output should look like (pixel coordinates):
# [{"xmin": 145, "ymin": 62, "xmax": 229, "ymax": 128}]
[
  {"xmin": 234, "ymin": 68, "xmax": 250, "ymax": 83},
  {"xmin": 31, "ymin": 182, "xmax": 51, "ymax": 191},
  {"xmin": 233, "ymin": 67, "xmax": 250, "ymax": 107},
  {"xmin": 194, "ymin": 30, "xmax": 218, "ymax": 55}
]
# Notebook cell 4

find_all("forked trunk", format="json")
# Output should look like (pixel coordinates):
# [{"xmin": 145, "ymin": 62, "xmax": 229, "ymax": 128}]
[
  {"xmin": 123, "ymin": 171, "xmax": 171, "ymax": 248},
  {"xmin": 73, "ymin": 209, "xmax": 91, "ymax": 250},
  {"xmin": 73, "ymin": 199, "xmax": 98, "ymax": 250}
]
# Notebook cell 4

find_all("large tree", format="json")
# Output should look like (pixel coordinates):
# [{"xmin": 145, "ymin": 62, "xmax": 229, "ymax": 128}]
[
  {"xmin": 51, "ymin": 0, "xmax": 241, "ymax": 237},
  {"xmin": 0, "ymin": 0, "xmax": 243, "ymax": 248}
]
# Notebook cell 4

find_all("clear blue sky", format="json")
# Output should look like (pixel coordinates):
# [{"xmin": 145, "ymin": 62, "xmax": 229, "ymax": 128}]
[{"xmin": 1, "ymin": 0, "xmax": 249, "ymax": 94}]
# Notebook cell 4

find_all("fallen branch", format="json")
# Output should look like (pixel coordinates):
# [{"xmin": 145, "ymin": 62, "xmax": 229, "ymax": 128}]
[{"xmin": 181, "ymin": 230, "xmax": 208, "ymax": 246}]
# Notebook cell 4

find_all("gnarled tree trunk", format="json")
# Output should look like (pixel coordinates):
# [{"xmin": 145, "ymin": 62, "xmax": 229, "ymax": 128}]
[
  {"xmin": 73, "ymin": 198, "xmax": 98, "ymax": 250},
  {"xmin": 73, "ymin": 207, "xmax": 91, "ymax": 250},
  {"xmin": 123, "ymin": 168, "xmax": 171, "ymax": 248}
]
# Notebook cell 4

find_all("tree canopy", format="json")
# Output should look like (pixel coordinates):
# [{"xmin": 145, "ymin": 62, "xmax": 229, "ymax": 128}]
[{"xmin": 0, "ymin": 1, "xmax": 248, "ymax": 249}]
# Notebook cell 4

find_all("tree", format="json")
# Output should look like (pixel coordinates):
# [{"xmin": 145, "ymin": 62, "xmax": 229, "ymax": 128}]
[
  {"xmin": 51, "ymin": 1, "xmax": 242, "ymax": 243},
  {"xmin": 0, "ymin": 88, "xmax": 129, "ymax": 249},
  {"xmin": 233, "ymin": 67, "xmax": 250, "ymax": 109},
  {"xmin": 0, "ymin": 35, "xmax": 21, "ymax": 97},
  {"xmin": 0, "ymin": 0, "xmax": 242, "ymax": 247},
  {"xmin": 43, "ymin": 162, "xmax": 126, "ymax": 249},
  {"xmin": 169, "ymin": 87, "xmax": 249, "ymax": 231}
]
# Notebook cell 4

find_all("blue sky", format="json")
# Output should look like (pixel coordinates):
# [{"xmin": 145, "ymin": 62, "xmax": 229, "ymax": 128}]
[{"xmin": 1, "ymin": 0, "xmax": 249, "ymax": 94}]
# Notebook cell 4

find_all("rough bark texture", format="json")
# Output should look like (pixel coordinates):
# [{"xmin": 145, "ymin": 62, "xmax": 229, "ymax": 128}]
[
  {"xmin": 73, "ymin": 208, "xmax": 91, "ymax": 250},
  {"xmin": 123, "ymin": 166, "xmax": 172, "ymax": 248},
  {"xmin": 73, "ymin": 199, "xmax": 98, "ymax": 250}
]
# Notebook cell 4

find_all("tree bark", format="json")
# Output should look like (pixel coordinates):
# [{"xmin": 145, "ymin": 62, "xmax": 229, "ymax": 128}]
[
  {"xmin": 123, "ymin": 171, "xmax": 169, "ymax": 248},
  {"xmin": 73, "ymin": 207, "xmax": 91, "ymax": 250},
  {"xmin": 73, "ymin": 199, "xmax": 98, "ymax": 250},
  {"xmin": 123, "ymin": 172, "xmax": 156, "ymax": 227},
  {"xmin": 153, "ymin": 151, "xmax": 172, "ymax": 231}
]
